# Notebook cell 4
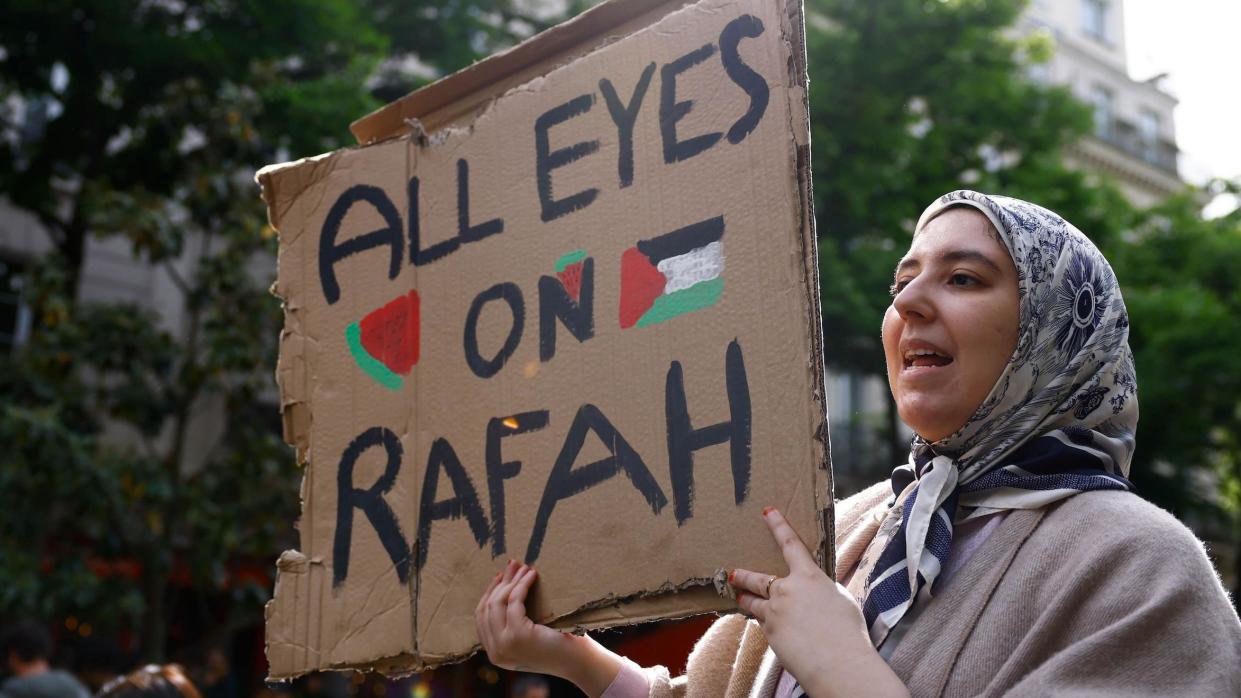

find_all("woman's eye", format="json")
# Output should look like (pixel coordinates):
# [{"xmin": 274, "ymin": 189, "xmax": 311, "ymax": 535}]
[
  {"xmin": 949, "ymin": 273, "xmax": 978, "ymax": 287},
  {"xmin": 889, "ymin": 279, "xmax": 909, "ymax": 297}
]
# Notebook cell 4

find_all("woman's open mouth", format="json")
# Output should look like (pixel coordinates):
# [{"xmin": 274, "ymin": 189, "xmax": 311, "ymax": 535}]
[{"xmin": 903, "ymin": 348, "xmax": 954, "ymax": 371}]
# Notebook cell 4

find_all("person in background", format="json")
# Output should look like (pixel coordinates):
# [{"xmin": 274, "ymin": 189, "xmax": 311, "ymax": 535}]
[
  {"xmin": 95, "ymin": 665, "xmax": 200, "ymax": 698},
  {"xmin": 509, "ymin": 674, "xmax": 549, "ymax": 698},
  {"xmin": 0, "ymin": 621, "xmax": 90, "ymax": 698},
  {"xmin": 196, "ymin": 648, "xmax": 235, "ymax": 698}
]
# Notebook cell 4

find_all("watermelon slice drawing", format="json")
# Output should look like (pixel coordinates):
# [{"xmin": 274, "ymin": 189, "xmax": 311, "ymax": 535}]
[
  {"xmin": 554, "ymin": 249, "xmax": 587, "ymax": 301},
  {"xmin": 346, "ymin": 290, "xmax": 420, "ymax": 391}
]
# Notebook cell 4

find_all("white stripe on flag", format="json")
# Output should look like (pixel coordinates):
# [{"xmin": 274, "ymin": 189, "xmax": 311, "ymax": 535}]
[{"xmin": 656, "ymin": 241, "xmax": 724, "ymax": 293}]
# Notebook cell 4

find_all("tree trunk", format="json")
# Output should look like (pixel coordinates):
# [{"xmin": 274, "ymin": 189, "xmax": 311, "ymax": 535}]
[
  {"xmin": 141, "ymin": 561, "xmax": 169, "ymax": 662},
  {"xmin": 51, "ymin": 203, "xmax": 90, "ymax": 305}
]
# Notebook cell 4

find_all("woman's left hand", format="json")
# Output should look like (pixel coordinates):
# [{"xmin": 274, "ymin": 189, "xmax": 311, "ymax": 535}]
[{"xmin": 729, "ymin": 508, "xmax": 909, "ymax": 698}]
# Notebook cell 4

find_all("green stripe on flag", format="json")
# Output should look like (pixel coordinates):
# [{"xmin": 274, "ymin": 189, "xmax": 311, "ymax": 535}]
[
  {"xmin": 554, "ymin": 249, "xmax": 587, "ymax": 272},
  {"xmin": 345, "ymin": 322, "xmax": 404, "ymax": 391},
  {"xmin": 635, "ymin": 277, "xmax": 724, "ymax": 328}
]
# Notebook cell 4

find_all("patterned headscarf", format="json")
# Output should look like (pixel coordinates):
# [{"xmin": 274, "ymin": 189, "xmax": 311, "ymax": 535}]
[{"xmin": 861, "ymin": 190, "xmax": 1139, "ymax": 647}]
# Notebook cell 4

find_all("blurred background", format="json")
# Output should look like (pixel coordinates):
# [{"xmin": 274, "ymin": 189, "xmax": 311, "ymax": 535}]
[{"xmin": 1, "ymin": 0, "xmax": 1238, "ymax": 696}]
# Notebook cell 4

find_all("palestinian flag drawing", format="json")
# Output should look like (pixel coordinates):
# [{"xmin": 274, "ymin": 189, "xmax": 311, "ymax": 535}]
[
  {"xmin": 555, "ymin": 249, "xmax": 587, "ymax": 302},
  {"xmin": 619, "ymin": 215, "xmax": 725, "ymax": 329},
  {"xmin": 346, "ymin": 290, "xmax": 420, "ymax": 391}
]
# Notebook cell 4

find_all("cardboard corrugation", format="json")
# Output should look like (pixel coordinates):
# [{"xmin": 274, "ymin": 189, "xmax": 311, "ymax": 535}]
[{"xmin": 257, "ymin": 0, "xmax": 830, "ymax": 679}]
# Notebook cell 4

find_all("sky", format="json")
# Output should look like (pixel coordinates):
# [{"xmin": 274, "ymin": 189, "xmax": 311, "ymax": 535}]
[{"xmin": 1125, "ymin": 0, "xmax": 1241, "ymax": 184}]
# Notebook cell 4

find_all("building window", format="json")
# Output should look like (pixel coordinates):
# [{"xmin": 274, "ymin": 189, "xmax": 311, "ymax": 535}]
[
  {"xmin": 1090, "ymin": 84, "xmax": 1114, "ymax": 141},
  {"xmin": 0, "ymin": 258, "xmax": 31, "ymax": 353},
  {"xmin": 1139, "ymin": 108, "xmax": 1161, "ymax": 164},
  {"xmin": 1082, "ymin": 0, "xmax": 1109, "ymax": 42}
]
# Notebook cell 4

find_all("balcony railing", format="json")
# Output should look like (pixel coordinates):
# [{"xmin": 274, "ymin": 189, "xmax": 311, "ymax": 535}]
[{"xmin": 1094, "ymin": 116, "xmax": 1179, "ymax": 176}]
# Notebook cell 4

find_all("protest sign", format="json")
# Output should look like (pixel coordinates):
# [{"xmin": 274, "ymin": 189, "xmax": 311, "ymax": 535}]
[{"xmin": 257, "ymin": 0, "xmax": 831, "ymax": 678}]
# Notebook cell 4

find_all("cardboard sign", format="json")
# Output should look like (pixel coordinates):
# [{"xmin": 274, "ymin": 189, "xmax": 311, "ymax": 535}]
[{"xmin": 257, "ymin": 0, "xmax": 831, "ymax": 678}]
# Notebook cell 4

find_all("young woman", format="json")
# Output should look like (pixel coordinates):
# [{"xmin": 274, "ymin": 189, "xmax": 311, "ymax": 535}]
[{"xmin": 475, "ymin": 191, "xmax": 1241, "ymax": 696}]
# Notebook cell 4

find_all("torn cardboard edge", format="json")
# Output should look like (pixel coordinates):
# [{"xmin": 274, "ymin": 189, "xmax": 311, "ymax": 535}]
[{"xmin": 269, "ymin": 582, "xmax": 733, "ymax": 680}]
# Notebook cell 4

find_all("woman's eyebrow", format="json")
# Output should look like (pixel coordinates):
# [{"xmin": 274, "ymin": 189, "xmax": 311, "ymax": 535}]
[
  {"xmin": 942, "ymin": 249, "xmax": 1003, "ymax": 273},
  {"xmin": 893, "ymin": 249, "xmax": 1003, "ymax": 277}
]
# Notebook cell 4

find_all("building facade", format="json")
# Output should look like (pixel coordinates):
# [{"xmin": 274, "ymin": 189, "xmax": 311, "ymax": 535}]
[
  {"xmin": 1020, "ymin": 0, "xmax": 1183, "ymax": 206},
  {"xmin": 828, "ymin": 0, "xmax": 1187, "ymax": 494}
]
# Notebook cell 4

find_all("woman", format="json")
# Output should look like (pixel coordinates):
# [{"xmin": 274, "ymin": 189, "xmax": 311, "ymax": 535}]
[{"xmin": 475, "ymin": 191, "xmax": 1241, "ymax": 696}]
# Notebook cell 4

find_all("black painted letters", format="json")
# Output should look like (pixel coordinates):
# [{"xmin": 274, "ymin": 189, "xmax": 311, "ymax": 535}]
[
  {"xmin": 660, "ymin": 44, "xmax": 724, "ymax": 164},
  {"xmin": 538, "ymin": 258, "xmax": 595, "ymax": 362},
  {"xmin": 666, "ymin": 339, "xmax": 752, "ymax": 525},
  {"xmin": 719, "ymin": 15, "xmax": 768, "ymax": 144},
  {"xmin": 464, "ymin": 282, "xmax": 526, "ymax": 379},
  {"xmin": 333, "ymin": 427, "xmax": 409, "ymax": 587},
  {"xmin": 320, "ymin": 186, "xmax": 403, "ymax": 304},
  {"xmin": 525, "ymin": 404, "xmax": 668, "ymax": 563},
  {"xmin": 486, "ymin": 411, "xmax": 550, "ymax": 557},
  {"xmin": 415, "ymin": 438, "xmax": 490, "ymax": 572},
  {"xmin": 535, "ymin": 94, "xmax": 601, "ymax": 222},
  {"xmin": 599, "ymin": 63, "xmax": 656, "ymax": 188}
]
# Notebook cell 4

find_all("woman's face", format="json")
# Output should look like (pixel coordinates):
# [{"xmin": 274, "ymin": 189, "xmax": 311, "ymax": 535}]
[{"xmin": 881, "ymin": 207, "xmax": 1020, "ymax": 443}]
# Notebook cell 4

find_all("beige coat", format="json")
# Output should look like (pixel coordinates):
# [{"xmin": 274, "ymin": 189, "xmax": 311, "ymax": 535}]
[{"xmin": 644, "ymin": 483, "xmax": 1241, "ymax": 697}]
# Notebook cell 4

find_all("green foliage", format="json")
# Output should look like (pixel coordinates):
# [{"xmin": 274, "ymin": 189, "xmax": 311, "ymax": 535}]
[
  {"xmin": 808, "ymin": 0, "xmax": 1096, "ymax": 378},
  {"xmin": 0, "ymin": 0, "xmax": 557, "ymax": 663},
  {"xmin": 804, "ymin": 0, "xmax": 1156, "ymax": 478},
  {"xmin": 804, "ymin": 0, "xmax": 1241, "ymax": 585},
  {"xmin": 361, "ymin": 0, "xmax": 566, "ymax": 102},
  {"xmin": 0, "ymin": 1, "xmax": 385, "ymax": 250},
  {"xmin": 1104, "ymin": 183, "xmax": 1241, "ymax": 530}
]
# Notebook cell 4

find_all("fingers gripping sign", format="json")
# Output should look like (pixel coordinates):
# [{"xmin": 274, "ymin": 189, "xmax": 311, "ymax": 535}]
[
  {"xmin": 475, "ymin": 559, "xmax": 573, "ymax": 672},
  {"xmin": 728, "ymin": 508, "xmax": 895, "ymax": 697},
  {"xmin": 474, "ymin": 560, "xmax": 629, "ymax": 697},
  {"xmin": 730, "ymin": 505, "xmax": 820, "ymax": 612}
]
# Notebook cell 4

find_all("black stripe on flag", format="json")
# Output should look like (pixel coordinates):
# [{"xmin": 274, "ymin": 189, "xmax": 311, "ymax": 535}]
[{"xmin": 636, "ymin": 215, "xmax": 725, "ymax": 264}]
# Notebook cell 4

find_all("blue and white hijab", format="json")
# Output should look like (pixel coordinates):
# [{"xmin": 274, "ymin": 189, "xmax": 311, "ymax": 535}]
[{"xmin": 860, "ymin": 190, "xmax": 1139, "ymax": 648}]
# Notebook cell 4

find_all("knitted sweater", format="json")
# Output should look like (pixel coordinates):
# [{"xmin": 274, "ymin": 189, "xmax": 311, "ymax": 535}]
[{"xmin": 631, "ymin": 482, "xmax": 1241, "ymax": 697}]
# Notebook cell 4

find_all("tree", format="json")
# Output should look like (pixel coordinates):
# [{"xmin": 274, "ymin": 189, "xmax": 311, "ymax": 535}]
[
  {"xmin": 805, "ymin": 0, "xmax": 1133, "ymax": 471},
  {"xmin": 1103, "ymin": 181, "xmax": 1241, "ymax": 598},
  {"xmin": 0, "ymin": 0, "xmax": 556, "ymax": 665},
  {"xmin": 803, "ymin": 0, "xmax": 1241, "ymax": 596},
  {"xmin": 0, "ymin": 0, "xmax": 384, "ymax": 661}
]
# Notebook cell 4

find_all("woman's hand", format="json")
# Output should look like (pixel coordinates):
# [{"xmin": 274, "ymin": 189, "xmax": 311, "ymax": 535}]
[
  {"xmin": 729, "ymin": 508, "xmax": 909, "ymax": 698},
  {"xmin": 475, "ymin": 559, "xmax": 625, "ymax": 697}
]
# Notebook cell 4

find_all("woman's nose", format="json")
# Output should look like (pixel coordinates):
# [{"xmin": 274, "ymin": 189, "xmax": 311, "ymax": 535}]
[{"xmin": 892, "ymin": 276, "xmax": 935, "ymax": 321}]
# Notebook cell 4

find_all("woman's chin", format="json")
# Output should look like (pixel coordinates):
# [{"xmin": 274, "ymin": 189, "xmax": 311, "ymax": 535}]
[{"xmin": 898, "ymin": 403, "xmax": 964, "ymax": 444}]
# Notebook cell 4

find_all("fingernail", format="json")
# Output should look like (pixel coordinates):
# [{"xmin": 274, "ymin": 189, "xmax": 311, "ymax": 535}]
[{"xmin": 762, "ymin": 506, "xmax": 775, "ymax": 517}]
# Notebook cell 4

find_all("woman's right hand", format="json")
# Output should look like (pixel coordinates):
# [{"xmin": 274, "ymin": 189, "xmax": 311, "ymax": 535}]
[{"xmin": 475, "ymin": 559, "xmax": 626, "ymax": 696}]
